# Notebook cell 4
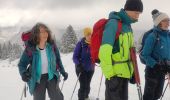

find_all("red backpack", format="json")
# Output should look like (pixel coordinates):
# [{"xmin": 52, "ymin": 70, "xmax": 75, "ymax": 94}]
[
  {"xmin": 21, "ymin": 30, "xmax": 32, "ymax": 47},
  {"xmin": 90, "ymin": 18, "xmax": 122, "ymax": 64}
]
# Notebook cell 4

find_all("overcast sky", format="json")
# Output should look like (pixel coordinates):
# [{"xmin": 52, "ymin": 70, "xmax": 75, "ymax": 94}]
[{"xmin": 0, "ymin": 0, "xmax": 170, "ymax": 30}]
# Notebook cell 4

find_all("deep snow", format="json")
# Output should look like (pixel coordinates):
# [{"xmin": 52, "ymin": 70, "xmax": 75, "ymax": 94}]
[{"xmin": 0, "ymin": 53, "xmax": 169, "ymax": 100}]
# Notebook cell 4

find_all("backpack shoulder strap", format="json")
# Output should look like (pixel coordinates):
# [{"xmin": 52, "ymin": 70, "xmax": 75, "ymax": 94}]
[
  {"xmin": 154, "ymin": 31, "xmax": 160, "ymax": 41},
  {"xmin": 26, "ymin": 46, "xmax": 36, "ymax": 62},
  {"xmin": 52, "ymin": 42, "xmax": 57, "ymax": 53},
  {"xmin": 78, "ymin": 40, "xmax": 83, "ymax": 59},
  {"xmin": 25, "ymin": 46, "xmax": 35, "ymax": 72},
  {"xmin": 115, "ymin": 20, "xmax": 122, "ymax": 40},
  {"xmin": 52, "ymin": 42, "xmax": 60, "ymax": 61},
  {"xmin": 51, "ymin": 42, "xmax": 61, "ymax": 70},
  {"xmin": 107, "ymin": 18, "xmax": 122, "ymax": 40},
  {"xmin": 153, "ymin": 31, "xmax": 160, "ymax": 48}
]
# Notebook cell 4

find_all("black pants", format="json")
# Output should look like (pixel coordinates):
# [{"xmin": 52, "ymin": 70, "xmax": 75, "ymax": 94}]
[
  {"xmin": 143, "ymin": 67, "xmax": 165, "ymax": 100},
  {"xmin": 105, "ymin": 77, "xmax": 128, "ymax": 100},
  {"xmin": 33, "ymin": 74, "xmax": 63, "ymax": 100},
  {"xmin": 76, "ymin": 70, "xmax": 94, "ymax": 100}
]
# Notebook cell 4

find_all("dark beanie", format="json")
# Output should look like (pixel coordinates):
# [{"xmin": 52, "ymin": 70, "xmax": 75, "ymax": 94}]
[{"xmin": 124, "ymin": 0, "xmax": 143, "ymax": 12}]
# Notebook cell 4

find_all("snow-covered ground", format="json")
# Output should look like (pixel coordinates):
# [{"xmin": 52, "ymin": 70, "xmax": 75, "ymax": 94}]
[{"xmin": 0, "ymin": 53, "xmax": 170, "ymax": 100}]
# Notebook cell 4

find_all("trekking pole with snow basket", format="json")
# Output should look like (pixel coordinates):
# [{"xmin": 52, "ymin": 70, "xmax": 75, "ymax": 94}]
[
  {"xmin": 160, "ymin": 82, "xmax": 169, "ymax": 100},
  {"xmin": 70, "ymin": 73, "xmax": 81, "ymax": 100},
  {"xmin": 20, "ymin": 83, "xmax": 27, "ymax": 100},
  {"xmin": 130, "ymin": 47, "xmax": 143, "ymax": 100},
  {"xmin": 96, "ymin": 74, "xmax": 103, "ymax": 100}
]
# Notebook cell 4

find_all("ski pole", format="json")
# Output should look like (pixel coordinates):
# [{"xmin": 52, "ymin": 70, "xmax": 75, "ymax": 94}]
[
  {"xmin": 160, "ymin": 82, "xmax": 169, "ymax": 100},
  {"xmin": 20, "ymin": 83, "xmax": 26, "ymax": 100},
  {"xmin": 24, "ymin": 84, "xmax": 27, "ymax": 97},
  {"xmin": 58, "ymin": 73, "xmax": 64, "ymax": 91},
  {"xmin": 136, "ymin": 83, "xmax": 143, "ymax": 100},
  {"xmin": 130, "ymin": 47, "xmax": 143, "ymax": 100},
  {"xmin": 61, "ymin": 80, "xmax": 64, "ymax": 91},
  {"xmin": 96, "ymin": 74, "xmax": 103, "ymax": 100},
  {"xmin": 70, "ymin": 72, "xmax": 81, "ymax": 100}
]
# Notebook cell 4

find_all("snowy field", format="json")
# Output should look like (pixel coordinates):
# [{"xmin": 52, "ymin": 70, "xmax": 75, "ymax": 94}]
[{"xmin": 0, "ymin": 53, "xmax": 170, "ymax": 100}]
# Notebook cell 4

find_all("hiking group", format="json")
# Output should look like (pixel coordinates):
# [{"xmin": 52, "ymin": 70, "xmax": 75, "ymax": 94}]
[{"xmin": 18, "ymin": 0, "xmax": 170, "ymax": 100}]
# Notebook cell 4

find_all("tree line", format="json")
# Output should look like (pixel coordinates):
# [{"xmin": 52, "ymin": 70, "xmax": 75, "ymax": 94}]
[{"xmin": 0, "ymin": 25, "xmax": 78, "ymax": 61}]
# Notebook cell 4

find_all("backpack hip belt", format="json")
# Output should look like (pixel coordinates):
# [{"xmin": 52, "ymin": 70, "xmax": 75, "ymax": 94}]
[{"xmin": 112, "ymin": 60, "xmax": 130, "ymax": 65}]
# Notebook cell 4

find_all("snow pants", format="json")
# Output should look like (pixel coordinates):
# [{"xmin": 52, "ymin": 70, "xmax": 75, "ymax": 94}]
[
  {"xmin": 143, "ymin": 66, "xmax": 166, "ymax": 100},
  {"xmin": 105, "ymin": 76, "xmax": 128, "ymax": 100},
  {"xmin": 33, "ymin": 74, "xmax": 63, "ymax": 100},
  {"xmin": 76, "ymin": 70, "xmax": 94, "ymax": 100}
]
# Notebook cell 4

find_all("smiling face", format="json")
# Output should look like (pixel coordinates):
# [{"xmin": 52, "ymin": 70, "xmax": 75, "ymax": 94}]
[
  {"xmin": 39, "ymin": 26, "xmax": 48, "ymax": 43},
  {"xmin": 85, "ymin": 34, "xmax": 91, "ymax": 42},
  {"xmin": 159, "ymin": 18, "xmax": 170, "ymax": 30}
]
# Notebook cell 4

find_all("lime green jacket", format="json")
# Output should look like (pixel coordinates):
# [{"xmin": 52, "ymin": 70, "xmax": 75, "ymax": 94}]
[{"xmin": 99, "ymin": 9, "xmax": 136, "ymax": 80}]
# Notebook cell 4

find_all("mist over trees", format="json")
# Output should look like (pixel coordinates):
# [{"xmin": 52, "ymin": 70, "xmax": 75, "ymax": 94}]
[
  {"xmin": 60, "ymin": 25, "xmax": 78, "ymax": 53},
  {"xmin": 0, "ymin": 41, "xmax": 23, "ymax": 61},
  {"xmin": 0, "ymin": 24, "xmax": 81, "ymax": 61}
]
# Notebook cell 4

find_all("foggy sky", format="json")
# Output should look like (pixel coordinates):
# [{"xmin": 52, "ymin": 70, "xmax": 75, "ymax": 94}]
[{"xmin": 0, "ymin": 0, "xmax": 170, "ymax": 31}]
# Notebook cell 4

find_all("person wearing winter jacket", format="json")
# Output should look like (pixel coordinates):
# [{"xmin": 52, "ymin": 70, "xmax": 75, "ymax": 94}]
[
  {"xmin": 73, "ymin": 27, "xmax": 95, "ymax": 100},
  {"xmin": 98, "ymin": 0, "xmax": 143, "ymax": 100},
  {"xmin": 18, "ymin": 23, "xmax": 68, "ymax": 100},
  {"xmin": 141, "ymin": 9, "xmax": 170, "ymax": 100}
]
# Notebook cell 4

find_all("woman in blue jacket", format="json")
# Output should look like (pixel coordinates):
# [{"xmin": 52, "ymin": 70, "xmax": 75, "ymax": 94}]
[
  {"xmin": 142, "ymin": 9, "xmax": 170, "ymax": 100},
  {"xmin": 73, "ymin": 27, "xmax": 95, "ymax": 100},
  {"xmin": 18, "ymin": 23, "xmax": 68, "ymax": 100}
]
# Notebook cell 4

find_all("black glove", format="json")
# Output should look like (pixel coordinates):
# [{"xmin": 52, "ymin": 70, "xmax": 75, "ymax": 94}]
[
  {"xmin": 129, "ymin": 73, "xmax": 136, "ymax": 84},
  {"xmin": 166, "ymin": 66, "xmax": 170, "ymax": 73},
  {"xmin": 165, "ymin": 60, "xmax": 170, "ymax": 72},
  {"xmin": 76, "ymin": 63, "xmax": 84, "ymax": 73},
  {"xmin": 62, "ymin": 72, "xmax": 68, "ymax": 81},
  {"xmin": 22, "ymin": 71, "xmax": 31, "ymax": 82},
  {"xmin": 95, "ymin": 59, "xmax": 100, "ymax": 64},
  {"xmin": 154, "ymin": 61, "xmax": 167, "ymax": 73}
]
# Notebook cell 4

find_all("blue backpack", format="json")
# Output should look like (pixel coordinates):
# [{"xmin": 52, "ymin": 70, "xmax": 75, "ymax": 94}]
[{"xmin": 139, "ymin": 29, "xmax": 160, "ymax": 64}]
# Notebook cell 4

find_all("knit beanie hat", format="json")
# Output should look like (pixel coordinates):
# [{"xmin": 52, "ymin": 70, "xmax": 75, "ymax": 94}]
[
  {"xmin": 83, "ymin": 27, "xmax": 92, "ymax": 37},
  {"xmin": 124, "ymin": 0, "xmax": 143, "ymax": 12},
  {"xmin": 152, "ymin": 9, "xmax": 169, "ymax": 26}
]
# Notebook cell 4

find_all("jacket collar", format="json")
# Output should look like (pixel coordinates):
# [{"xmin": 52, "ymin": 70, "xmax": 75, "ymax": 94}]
[{"xmin": 117, "ymin": 9, "xmax": 137, "ymax": 25}]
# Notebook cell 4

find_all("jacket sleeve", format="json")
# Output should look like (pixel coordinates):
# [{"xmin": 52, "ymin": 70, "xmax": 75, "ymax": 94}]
[
  {"xmin": 73, "ymin": 41, "xmax": 82, "ymax": 65},
  {"xmin": 142, "ymin": 33, "xmax": 157, "ymax": 68},
  {"xmin": 99, "ymin": 19, "xmax": 118, "ymax": 79},
  {"xmin": 18, "ymin": 48, "xmax": 30, "ymax": 76},
  {"xmin": 55, "ymin": 46, "xmax": 66, "ymax": 74}
]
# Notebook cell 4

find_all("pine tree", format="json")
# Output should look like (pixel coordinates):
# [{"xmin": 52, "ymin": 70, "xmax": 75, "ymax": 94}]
[
  {"xmin": 60, "ymin": 25, "xmax": 78, "ymax": 53},
  {"xmin": 0, "ymin": 44, "xmax": 1, "ymax": 59},
  {"xmin": 2, "ymin": 43, "xmax": 8, "ymax": 60},
  {"xmin": 10, "ymin": 43, "xmax": 23, "ymax": 61},
  {"xmin": 6, "ymin": 41, "xmax": 13, "ymax": 59},
  {"xmin": 0, "ymin": 41, "xmax": 23, "ymax": 61}
]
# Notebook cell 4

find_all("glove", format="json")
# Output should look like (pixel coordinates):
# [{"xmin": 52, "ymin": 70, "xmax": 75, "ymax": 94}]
[
  {"xmin": 154, "ymin": 61, "xmax": 167, "ymax": 73},
  {"xmin": 62, "ymin": 72, "xmax": 68, "ymax": 81},
  {"xmin": 95, "ymin": 59, "xmax": 100, "ymax": 64},
  {"xmin": 129, "ymin": 73, "xmax": 136, "ymax": 84},
  {"xmin": 158, "ymin": 60, "xmax": 166, "ymax": 66},
  {"xmin": 22, "ymin": 71, "xmax": 31, "ymax": 82},
  {"xmin": 167, "ymin": 67, "xmax": 170, "ymax": 73},
  {"xmin": 165, "ymin": 60, "xmax": 170, "ymax": 73},
  {"xmin": 76, "ymin": 63, "xmax": 84, "ymax": 73}
]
